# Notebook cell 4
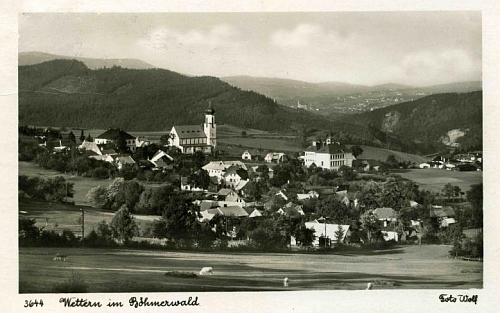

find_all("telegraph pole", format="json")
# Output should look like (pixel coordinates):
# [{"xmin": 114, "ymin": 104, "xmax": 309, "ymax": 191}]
[{"xmin": 80, "ymin": 209, "xmax": 85, "ymax": 246}]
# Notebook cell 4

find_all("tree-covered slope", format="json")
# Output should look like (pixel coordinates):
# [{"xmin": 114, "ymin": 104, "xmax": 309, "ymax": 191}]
[
  {"xmin": 19, "ymin": 60, "xmax": 342, "ymax": 132},
  {"xmin": 344, "ymin": 91, "xmax": 482, "ymax": 152}
]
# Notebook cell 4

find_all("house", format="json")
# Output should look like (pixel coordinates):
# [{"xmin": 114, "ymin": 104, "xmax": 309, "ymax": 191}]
[
  {"xmin": 148, "ymin": 150, "xmax": 173, "ymax": 171},
  {"xmin": 241, "ymin": 150, "xmax": 252, "ymax": 160},
  {"xmin": 198, "ymin": 208, "xmax": 219, "ymax": 222},
  {"xmin": 419, "ymin": 163, "xmax": 431, "ymax": 169},
  {"xmin": 79, "ymin": 140, "xmax": 102, "ymax": 155},
  {"xmin": 265, "ymin": 152, "xmax": 287, "ymax": 163},
  {"xmin": 373, "ymin": 207, "xmax": 397, "ymax": 226},
  {"xmin": 95, "ymin": 128, "xmax": 137, "ymax": 152},
  {"xmin": 88, "ymin": 154, "xmax": 114, "ymax": 163},
  {"xmin": 202, "ymin": 161, "xmax": 247, "ymax": 183},
  {"xmin": 217, "ymin": 188, "xmax": 242, "ymax": 203},
  {"xmin": 359, "ymin": 159, "xmax": 383, "ymax": 171},
  {"xmin": 180, "ymin": 177, "xmax": 204, "ymax": 192},
  {"xmin": 135, "ymin": 137, "xmax": 151, "ymax": 149},
  {"xmin": 113, "ymin": 155, "xmax": 136, "ymax": 170},
  {"xmin": 297, "ymin": 191, "xmax": 319, "ymax": 201},
  {"xmin": 304, "ymin": 220, "xmax": 351, "ymax": 246},
  {"xmin": 243, "ymin": 207, "xmax": 263, "ymax": 218},
  {"xmin": 303, "ymin": 138, "xmax": 355, "ymax": 170},
  {"xmin": 169, "ymin": 105, "xmax": 216, "ymax": 154},
  {"xmin": 216, "ymin": 205, "xmax": 249, "ymax": 218},
  {"xmin": 277, "ymin": 202, "xmax": 305, "ymax": 216},
  {"xmin": 373, "ymin": 208, "xmax": 401, "ymax": 241},
  {"xmin": 430, "ymin": 206, "xmax": 456, "ymax": 228},
  {"xmin": 223, "ymin": 166, "xmax": 249, "ymax": 188}
]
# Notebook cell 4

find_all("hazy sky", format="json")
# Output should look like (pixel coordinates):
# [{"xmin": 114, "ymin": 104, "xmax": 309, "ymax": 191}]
[{"xmin": 19, "ymin": 11, "xmax": 482, "ymax": 86}]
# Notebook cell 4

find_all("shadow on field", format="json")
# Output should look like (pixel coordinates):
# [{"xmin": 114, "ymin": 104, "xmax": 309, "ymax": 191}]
[{"xmin": 335, "ymin": 246, "xmax": 405, "ymax": 256}]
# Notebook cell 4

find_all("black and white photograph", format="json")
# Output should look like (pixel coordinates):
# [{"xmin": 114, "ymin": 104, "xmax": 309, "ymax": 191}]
[{"xmin": 2, "ymin": 1, "xmax": 500, "ymax": 312}]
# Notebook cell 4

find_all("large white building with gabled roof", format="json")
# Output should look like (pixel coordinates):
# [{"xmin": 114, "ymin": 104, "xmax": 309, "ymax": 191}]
[{"xmin": 169, "ymin": 105, "xmax": 216, "ymax": 154}]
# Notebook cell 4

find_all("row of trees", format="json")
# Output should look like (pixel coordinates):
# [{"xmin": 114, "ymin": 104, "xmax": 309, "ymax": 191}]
[{"xmin": 19, "ymin": 175, "xmax": 74, "ymax": 203}]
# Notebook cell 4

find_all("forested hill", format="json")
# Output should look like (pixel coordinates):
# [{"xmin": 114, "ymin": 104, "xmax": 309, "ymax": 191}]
[
  {"xmin": 344, "ymin": 91, "xmax": 483, "ymax": 152},
  {"xmin": 18, "ymin": 60, "xmax": 342, "ymax": 132}
]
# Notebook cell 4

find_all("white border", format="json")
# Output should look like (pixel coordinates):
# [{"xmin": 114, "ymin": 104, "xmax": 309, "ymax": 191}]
[{"xmin": 2, "ymin": 1, "xmax": 499, "ymax": 313}]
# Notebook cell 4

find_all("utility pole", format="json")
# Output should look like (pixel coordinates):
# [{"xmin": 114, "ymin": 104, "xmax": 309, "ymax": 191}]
[{"xmin": 80, "ymin": 209, "xmax": 85, "ymax": 246}]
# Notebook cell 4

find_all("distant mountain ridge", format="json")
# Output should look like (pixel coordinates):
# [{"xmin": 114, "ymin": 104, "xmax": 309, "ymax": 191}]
[
  {"xmin": 221, "ymin": 75, "xmax": 482, "ymax": 115},
  {"xmin": 19, "ymin": 51, "xmax": 157, "ymax": 70}
]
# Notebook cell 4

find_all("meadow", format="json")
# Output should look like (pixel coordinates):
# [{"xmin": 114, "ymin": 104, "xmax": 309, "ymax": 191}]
[
  {"xmin": 19, "ymin": 245, "xmax": 482, "ymax": 293},
  {"xmin": 398, "ymin": 169, "xmax": 483, "ymax": 193}
]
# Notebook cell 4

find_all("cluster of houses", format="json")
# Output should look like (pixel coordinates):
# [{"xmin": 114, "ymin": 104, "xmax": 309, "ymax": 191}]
[
  {"xmin": 31, "ymin": 106, "xmax": 466, "ymax": 248},
  {"xmin": 419, "ymin": 153, "xmax": 482, "ymax": 171}
]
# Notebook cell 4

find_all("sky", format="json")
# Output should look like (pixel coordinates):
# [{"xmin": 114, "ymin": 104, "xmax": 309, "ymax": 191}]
[{"xmin": 18, "ymin": 11, "xmax": 482, "ymax": 86}]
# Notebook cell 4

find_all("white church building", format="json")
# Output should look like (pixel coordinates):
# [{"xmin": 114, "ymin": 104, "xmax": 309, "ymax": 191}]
[{"xmin": 169, "ymin": 105, "xmax": 217, "ymax": 154}]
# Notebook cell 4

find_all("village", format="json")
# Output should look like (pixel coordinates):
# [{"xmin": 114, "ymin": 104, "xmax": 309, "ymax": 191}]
[{"xmin": 18, "ymin": 105, "xmax": 483, "ymax": 255}]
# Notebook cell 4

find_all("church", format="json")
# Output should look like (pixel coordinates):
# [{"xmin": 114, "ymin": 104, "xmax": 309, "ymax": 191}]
[{"xmin": 169, "ymin": 105, "xmax": 216, "ymax": 154}]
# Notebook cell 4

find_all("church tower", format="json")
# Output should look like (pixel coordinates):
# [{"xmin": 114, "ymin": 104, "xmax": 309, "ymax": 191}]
[{"xmin": 203, "ymin": 103, "xmax": 216, "ymax": 148}]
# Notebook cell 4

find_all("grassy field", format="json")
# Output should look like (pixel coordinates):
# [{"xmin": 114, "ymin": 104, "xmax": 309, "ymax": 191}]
[
  {"xmin": 398, "ymin": 169, "xmax": 482, "ymax": 193},
  {"xmin": 19, "ymin": 198, "xmax": 157, "ymax": 235},
  {"xmin": 349, "ymin": 145, "xmax": 427, "ymax": 164},
  {"xmin": 19, "ymin": 245, "xmax": 482, "ymax": 293}
]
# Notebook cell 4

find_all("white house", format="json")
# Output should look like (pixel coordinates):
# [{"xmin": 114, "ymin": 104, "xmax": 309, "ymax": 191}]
[
  {"xmin": 202, "ymin": 161, "xmax": 247, "ymax": 183},
  {"xmin": 241, "ymin": 150, "xmax": 252, "ymax": 160},
  {"xmin": 265, "ymin": 152, "xmax": 287, "ymax": 163},
  {"xmin": 304, "ymin": 221, "xmax": 351, "ymax": 246},
  {"xmin": 303, "ymin": 139, "xmax": 355, "ymax": 170},
  {"xmin": 223, "ymin": 166, "xmax": 249, "ymax": 188},
  {"xmin": 169, "ymin": 105, "xmax": 216, "ymax": 154}
]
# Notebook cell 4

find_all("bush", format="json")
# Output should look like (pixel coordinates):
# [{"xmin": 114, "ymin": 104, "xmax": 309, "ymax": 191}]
[
  {"xmin": 53, "ymin": 271, "xmax": 88, "ymax": 293},
  {"xmin": 164, "ymin": 271, "xmax": 197, "ymax": 279}
]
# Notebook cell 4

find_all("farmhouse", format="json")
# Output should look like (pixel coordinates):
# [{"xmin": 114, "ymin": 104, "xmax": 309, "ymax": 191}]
[
  {"xmin": 94, "ymin": 128, "xmax": 137, "ymax": 152},
  {"xmin": 169, "ymin": 105, "xmax": 216, "ymax": 154},
  {"xmin": 202, "ymin": 161, "xmax": 247, "ymax": 183},
  {"xmin": 430, "ymin": 206, "xmax": 456, "ymax": 228},
  {"xmin": 265, "ymin": 152, "xmax": 287, "ymax": 163},
  {"xmin": 303, "ymin": 220, "xmax": 351, "ymax": 246},
  {"xmin": 241, "ymin": 150, "xmax": 252, "ymax": 160},
  {"xmin": 303, "ymin": 138, "xmax": 355, "ymax": 170},
  {"xmin": 223, "ymin": 166, "xmax": 249, "ymax": 188}
]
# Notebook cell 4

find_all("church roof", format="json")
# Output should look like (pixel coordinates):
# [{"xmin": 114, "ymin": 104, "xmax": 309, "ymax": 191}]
[{"xmin": 172, "ymin": 125, "xmax": 206, "ymax": 139}]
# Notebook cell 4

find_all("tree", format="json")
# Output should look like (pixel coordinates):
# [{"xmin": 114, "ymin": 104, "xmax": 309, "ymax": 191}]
[
  {"xmin": 110, "ymin": 205, "xmax": 138, "ymax": 243},
  {"xmin": 241, "ymin": 130, "xmax": 247, "ymax": 138},
  {"xmin": 334, "ymin": 225, "xmax": 345, "ymax": 243},
  {"xmin": 68, "ymin": 131, "xmax": 76, "ymax": 143},
  {"xmin": 116, "ymin": 132, "xmax": 129, "ymax": 153},
  {"xmin": 152, "ymin": 195, "xmax": 201, "ymax": 244},
  {"xmin": 86, "ymin": 185, "xmax": 109, "ymax": 209},
  {"xmin": 187, "ymin": 169, "xmax": 210, "ymax": 190},
  {"xmin": 386, "ymin": 154, "xmax": 398, "ymax": 168},
  {"xmin": 350, "ymin": 145, "xmax": 364, "ymax": 158},
  {"xmin": 360, "ymin": 210, "xmax": 379, "ymax": 244},
  {"xmin": 442, "ymin": 183, "xmax": 454, "ymax": 200},
  {"xmin": 79, "ymin": 129, "xmax": 85, "ymax": 143},
  {"xmin": 466, "ymin": 183, "xmax": 483, "ymax": 229},
  {"xmin": 294, "ymin": 225, "xmax": 315, "ymax": 247}
]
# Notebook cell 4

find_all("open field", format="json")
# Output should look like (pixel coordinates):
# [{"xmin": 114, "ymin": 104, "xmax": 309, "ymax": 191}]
[
  {"xmin": 19, "ymin": 245, "xmax": 482, "ymax": 293},
  {"xmin": 218, "ymin": 137, "xmax": 302, "ymax": 152},
  {"xmin": 398, "ymin": 169, "xmax": 482, "ymax": 193},
  {"xmin": 349, "ymin": 145, "xmax": 427, "ymax": 164},
  {"xmin": 19, "ymin": 199, "xmax": 157, "ymax": 234}
]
